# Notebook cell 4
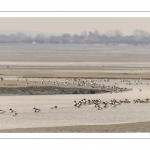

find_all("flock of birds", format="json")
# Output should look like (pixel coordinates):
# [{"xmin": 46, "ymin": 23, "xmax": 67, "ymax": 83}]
[
  {"xmin": 0, "ymin": 108, "xmax": 17, "ymax": 116},
  {"xmin": 72, "ymin": 78, "xmax": 150, "ymax": 110},
  {"xmin": 0, "ymin": 76, "xmax": 150, "ymax": 115},
  {"xmin": 73, "ymin": 97, "xmax": 150, "ymax": 110},
  {"xmin": 0, "ymin": 76, "xmax": 147, "ymax": 93}
]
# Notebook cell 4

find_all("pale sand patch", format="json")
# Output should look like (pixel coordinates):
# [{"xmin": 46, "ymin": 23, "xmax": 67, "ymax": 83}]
[{"xmin": 1, "ymin": 71, "xmax": 150, "ymax": 79}]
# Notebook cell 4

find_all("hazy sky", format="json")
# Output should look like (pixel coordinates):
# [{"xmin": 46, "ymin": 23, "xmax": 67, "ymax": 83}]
[{"xmin": 0, "ymin": 18, "xmax": 150, "ymax": 35}]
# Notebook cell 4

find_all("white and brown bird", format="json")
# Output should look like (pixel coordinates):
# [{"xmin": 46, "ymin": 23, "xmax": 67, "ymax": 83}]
[
  {"xmin": 0, "ymin": 109, "xmax": 6, "ymax": 114},
  {"xmin": 9, "ymin": 108, "xmax": 15, "ymax": 113},
  {"xmin": 50, "ymin": 106, "xmax": 57, "ymax": 109},
  {"xmin": 139, "ymin": 89, "xmax": 142, "ymax": 92},
  {"xmin": 33, "ymin": 107, "xmax": 40, "ymax": 112},
  {"xmin": 13, "ymin": 112, "xmax": 17, "ymax": 116}
]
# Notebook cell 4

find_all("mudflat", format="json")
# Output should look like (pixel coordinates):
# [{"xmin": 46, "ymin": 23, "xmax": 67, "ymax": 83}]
[{"xmin": 0, "ymin": 44, "xmax": 150, "ymax": 133}]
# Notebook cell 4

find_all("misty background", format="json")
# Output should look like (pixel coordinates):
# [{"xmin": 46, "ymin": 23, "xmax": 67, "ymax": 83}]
[{"xmin": 0, "ymin": 30, "xmax": 150, "ymax": 45}]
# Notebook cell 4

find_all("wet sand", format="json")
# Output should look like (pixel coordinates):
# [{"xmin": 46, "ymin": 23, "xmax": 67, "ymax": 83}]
[{"xmin": 1, "ymin": 121, "xmax": 150, "ymax": 133}]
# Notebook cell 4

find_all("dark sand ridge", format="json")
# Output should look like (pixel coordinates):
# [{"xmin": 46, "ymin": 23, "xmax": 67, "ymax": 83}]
[
  {"xmin": 1, "ymin": 121, "xmax": 150, "ymax": 133},
  {"xmin": 0, "ymin": 86, "xmax": 110, "ymax": 95}
]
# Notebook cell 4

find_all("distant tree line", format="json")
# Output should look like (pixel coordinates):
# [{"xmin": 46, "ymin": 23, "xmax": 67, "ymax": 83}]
[{"xmin": 0, "ymin": 30, "xmax": 150, "ymax": 45}]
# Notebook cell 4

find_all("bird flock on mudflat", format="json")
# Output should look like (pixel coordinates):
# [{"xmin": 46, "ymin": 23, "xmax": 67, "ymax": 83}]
[
  {"xmin": 0, "ymin": 108, "xmax": 17, "ymax": 116},
  {"xmin": 0, "ymin": 77, "xmax": 147, "ymax": 93},
  {"xmin": 0, "ymin": 77, "xmax": 150, "ymax": 114},
  {"xmin": 73, "ymin": 97, "xmax": 150, "ymax": 110}
]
